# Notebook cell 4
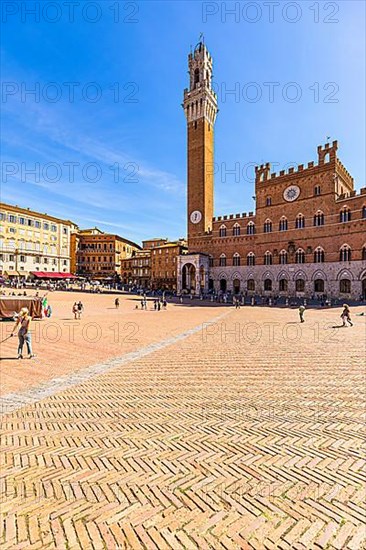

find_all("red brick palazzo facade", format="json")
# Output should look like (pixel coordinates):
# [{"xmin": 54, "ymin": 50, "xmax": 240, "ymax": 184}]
[{"xmin": 177, "ymin": 42, "xmax": 366, "ymax": 300}]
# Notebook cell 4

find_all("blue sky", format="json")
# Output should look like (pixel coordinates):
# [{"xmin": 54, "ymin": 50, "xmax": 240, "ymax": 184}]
[{"xmin": 1, "ymin": 0, "xmax": 365, "ymax": 244}]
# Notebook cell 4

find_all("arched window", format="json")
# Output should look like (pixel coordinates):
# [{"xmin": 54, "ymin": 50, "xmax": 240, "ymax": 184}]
[
  {"xmin": 314, "ymin": 279, "xmax": 325, "ymax": 293},
  {"xmin": 194, "ymin": 68, "xmax": 200, "ymax": 87},
  {"xmin": 362, "ymin": 246, "xmax": 366, "ymax": 261},
  {"xmin": 295, "ymin": 214, "xmax": 305, "ymax": 229},
  {"xmin": 264, "ymin": 251, "xmax": 273, "ymax": 265},
  {"xmin": 296, "ymin": 279, "xmax": 305, "ymax": 292},
  {"xmin": 233, "ymin": 253, "xmax": 241, "ymax": 267},
  {"xmin": 233, "ymin": 279, "xmax": 241, "ymax": 294},
  {"xmin": 340, "ymin": 207, "xmax": 351, "ymax": 223},
  {"xmin": 247, "ymin": 222, "xmax": 255, "ymax": 235},
  {"xmin": 279, "ymin": 250, "xmax": 288, "ymax": 264},
  {"xmin": 219, "ymin": 225, "xmax": 227, "ymax": 238},
  {"xmin": 314, "ymin": 185, "xmax": 321, "ymax": 196},
  {"xmin": 232, "ymin": 223, "xmax": 240, "ymax": 236},
  {"xmin": 264, "ymin": 219, "xmax": 272, "ymax": 233},
  {"xmin": 340, "ymin": 245, "xmax": 351, "ymax": 262},
  {"xmin": 314, "ymin": 211, "xmax": 324, "ymax": 226},
  {"xmin": 314, "ymin": 247, "xmax": 325, "ymax": 263},
  {"xmin": 264, "ymin": 279, "xmax": 272, "ymax": 291},
  {"xmin": 362, "ymin": 206, "xmax": 366, "ymax": 219},
  {"xmin": 266, "ymin": 197, "xmax": 272, "ymax": 206},
  {"xmin": 247, "ymin": 252, "xmax": 255, "ymax": 266},
  {"xmin": 279, "ymin": 217, "xmax": 288, "ymax": 231},
  {"xmin": 295, "ymin": 249, "xmax": 305, "ymax": 264},
  {"xmin": 279, "ymin": 279, "xmax": 288, "ymax": 292},
  {"xmin": 247, "ymin": 279, "xmax": 255, "ymax": 291},
  {"xmin": 220, "ymin": 279, "xmax": 227, "ymax": 292},
  {"xmin": 209, "ymin": 256, "xmax": 214, "ymax": 267},
  {"xmin": 219, "ymin": 254, "xmax": 227, "ymax": 267},
  {"xmin": 340, "ymin": 279, "xmax": 351, "ymax": 294}
]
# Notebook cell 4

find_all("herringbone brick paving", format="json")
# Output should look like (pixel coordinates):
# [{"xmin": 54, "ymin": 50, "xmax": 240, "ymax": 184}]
[
  {"xmin": 0, "ymin": 291, "xmax": 225, "ymax": 396},
  {"xmin": 1, "ymin": 298, "xmax": 365, "ymax": 549}
]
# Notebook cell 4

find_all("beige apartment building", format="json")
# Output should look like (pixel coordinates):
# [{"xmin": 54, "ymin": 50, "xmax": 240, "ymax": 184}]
[
  {"xmin": 72, "ymin": 228, "xmax": 141, "ymax": 280},
  {"xmin": 0, "ymin": 202, "xmax": 76, "ymax": 278}
]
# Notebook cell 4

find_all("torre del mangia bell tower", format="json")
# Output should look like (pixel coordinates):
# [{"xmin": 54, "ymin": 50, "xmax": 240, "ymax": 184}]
[{"xmin": 183, "ymin": 41, "xmax": 218, "ymax": 250}]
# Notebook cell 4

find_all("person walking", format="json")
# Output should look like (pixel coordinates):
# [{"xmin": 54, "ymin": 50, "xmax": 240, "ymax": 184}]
[
  {"xmin": 115, "ymin": 297, "xmax": 120, "ymax": 309},
  {"xmin": 11, "ymin": 307, "xmax": 35, "ymax": 359},
  {"xmin": 341, "ymin": 304, "xmax": 353, "ymax": 327},
  {"xmin": 299, "ymin": 305, "xmax": 305, "ymax": 323},
  {"xmin": 77, "ymin": 301, "xmax": 84, "ymax": 319},
  {"xmin": 72, "ymin": 302, "xmax": 78, "ymax": 319}
]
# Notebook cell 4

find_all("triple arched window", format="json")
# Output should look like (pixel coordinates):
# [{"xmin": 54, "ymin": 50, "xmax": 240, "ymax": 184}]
[
  {"xmin": 233, "ymin": 253, "xmax": 241, "ymax": 266},
  {"xmin": 295, "ymin": 214, "xmax": 305, "ymax": 229},
  {"xmin": 340, "ymin": 207, "xmax": 351, "ymax": 223},
  {"xmin": 247, "ymin": 222, "xmax": 255, "ymax": 235},
  {"xmin": 295, "ymin": 248, "xmax": 306, "ymax": 264},
  {"xmin": 247, "ymin": 252, "xmax": 255, "ymax": 266},
  {"xmin": 232, "ymin": 224, "xmax": 240, "ymax": 236},
  {"xmin": 264, "ymin": 219, "xmax": 272, "ymax": 233},
  {"xmin": 339, "ymin": 245, "xmax": 351, "ymax": 262},
  {"xmin": 314, "ymin": 211, "xmax": 324, "ymax": 226},
  {"xmin": 219, "ymin": 254, "xmax": 227, "ymax": 266},
  {"xmin": 279, "ymin": 250, "xmax": 288, "ymax": 264},
  {"xmin": 279, "ymin": 217, "xmax": 288, "ymax": 231},
  {"xmin": 219, "ymin": 225, "xmax": 227, "ymax": 237},
  {"xmin": 314, "ymin": 247, "xmax": 325, "ymax": 263},
  {"xmin": 264, "ymin": 251, "xmax": 273, "ymax": 265}
]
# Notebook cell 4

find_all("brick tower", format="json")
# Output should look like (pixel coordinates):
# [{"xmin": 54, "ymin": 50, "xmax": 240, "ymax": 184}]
[{"xmin": 183, "ymin": 41, "xmax": 218, "ymax": 247}]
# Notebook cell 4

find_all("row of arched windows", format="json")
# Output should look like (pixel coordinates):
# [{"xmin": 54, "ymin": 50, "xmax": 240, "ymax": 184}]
[
  {"xmin": 262, "ymin": 279, "xmax": 352, "ymax": 294},
  {"xmin": 231, "ymin": 278, "xmax": 352, "ymax": 294},
  {"xmin": 216, "ymin": 244, "xmax": 360, "ymax": 267},
  {"xmin": 219, "ymin": 223, "xmax": 255, "ymax": 237},
  {"xmin": 218, "ymin": 206, "xmax": 366, "ymax": 237}
]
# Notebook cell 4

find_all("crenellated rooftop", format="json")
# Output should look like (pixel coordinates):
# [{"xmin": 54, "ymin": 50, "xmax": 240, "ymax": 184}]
[
  {"xmin": 336, "ymin": 187, "xmax": 366, "ymax": 201},
  {"xmin": 212, "ymin": 212, "xmax": 255, "ymax": 223},
  {"xmin": 254, "ymin": 140, "xmax": 354, "ymax": 186}
]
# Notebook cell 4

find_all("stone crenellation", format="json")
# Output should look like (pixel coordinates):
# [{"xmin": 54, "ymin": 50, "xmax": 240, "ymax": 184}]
[{"xmin": 213, "ymin": 212, "xmax": 255, "ymax": 222}]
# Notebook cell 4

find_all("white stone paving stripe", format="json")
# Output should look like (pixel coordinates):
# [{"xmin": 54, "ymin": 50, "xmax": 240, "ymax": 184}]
[{"xmin": 0, "ymin": 311, "xmax": 230, "ymax": 416}]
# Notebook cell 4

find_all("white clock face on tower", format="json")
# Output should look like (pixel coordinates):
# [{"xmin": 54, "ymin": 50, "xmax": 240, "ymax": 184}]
[
  {"xmin": 190, "ymin": 210, "xmax": 202, "ymax": 224},
  {"xmin": 283, "ymin": 185, "xmax": 300, "ymax": 202}
]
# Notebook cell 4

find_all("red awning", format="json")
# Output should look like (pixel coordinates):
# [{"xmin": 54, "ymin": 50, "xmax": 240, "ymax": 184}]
[{"xmin": 31, "ymin": 272, "xmax": 77, "ymax": 279}]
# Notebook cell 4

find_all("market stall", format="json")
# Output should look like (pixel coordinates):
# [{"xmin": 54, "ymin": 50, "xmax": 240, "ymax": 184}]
[{"xmin": 0, "ymin": 297, "xmax": 43, "ymax": 319}]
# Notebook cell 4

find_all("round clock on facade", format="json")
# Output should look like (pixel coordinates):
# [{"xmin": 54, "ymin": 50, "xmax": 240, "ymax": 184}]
[
  {"xmin": 283, "ymin": 185, "xmax": 300, "ymax": 202},
  {"xmin": 190, "ymin": 210, "xmax": 202, "ymax": 224}
]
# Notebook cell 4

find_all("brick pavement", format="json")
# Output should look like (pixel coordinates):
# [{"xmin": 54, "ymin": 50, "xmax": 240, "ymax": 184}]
[
  {"xmin": 0, "ymin": 291, "xmax": 225, "ymax": 395},
  {"xmin": 1, "ymin": 299, "xmax": 365, "ymax": 549}
]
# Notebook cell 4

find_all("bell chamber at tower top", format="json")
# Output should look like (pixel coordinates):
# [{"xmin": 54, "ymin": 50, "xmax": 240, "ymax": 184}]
[{"xmin": 183, "ymin": 42, "xmax": 218, "ymax": 126}]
